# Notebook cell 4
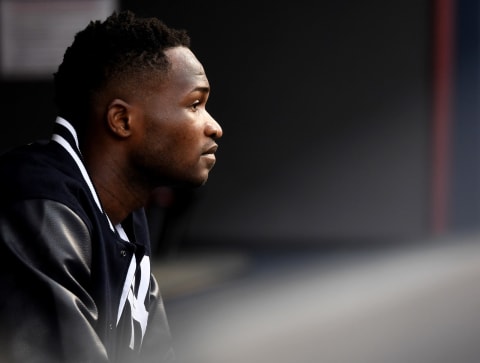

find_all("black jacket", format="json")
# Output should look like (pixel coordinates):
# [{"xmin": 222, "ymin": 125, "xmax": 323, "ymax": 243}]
[{"xmin": 0, "ymin": 118, "xmax": 174, "ymax": 363}]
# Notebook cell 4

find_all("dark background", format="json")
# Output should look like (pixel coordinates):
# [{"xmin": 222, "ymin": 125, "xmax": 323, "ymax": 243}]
[
  {"xmin": 2, "ymin": 0, "xmax": 479, "ymax": 253},
  {"xmin": 128, "ymin": 0, "xmax": 432, "ymax": 250},
  {"xmin": 3, "ymin": 4, "xmax": 480, "ymax": 361}
]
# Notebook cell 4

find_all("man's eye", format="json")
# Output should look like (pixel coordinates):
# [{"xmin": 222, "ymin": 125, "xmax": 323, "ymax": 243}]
[{"xmin": 191, "ymin": 100, "xmax": 201, "ymax": 110}]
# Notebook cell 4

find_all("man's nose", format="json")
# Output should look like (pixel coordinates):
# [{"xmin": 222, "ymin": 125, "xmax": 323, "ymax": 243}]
[{"xmin": 205, "ymin": 116, "xmax": 223, "ymax": 139}]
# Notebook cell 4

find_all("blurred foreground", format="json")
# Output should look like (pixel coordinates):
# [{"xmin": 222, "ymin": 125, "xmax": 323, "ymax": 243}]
[{"xmin": 153, "ymin": 233, "xmax": 480, "ymax": 363}]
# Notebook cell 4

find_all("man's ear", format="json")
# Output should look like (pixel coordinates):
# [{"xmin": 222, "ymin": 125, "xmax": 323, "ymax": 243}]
[{"xmin": 106, "ymin": 99, "xmax": 133, "ymax": 138}]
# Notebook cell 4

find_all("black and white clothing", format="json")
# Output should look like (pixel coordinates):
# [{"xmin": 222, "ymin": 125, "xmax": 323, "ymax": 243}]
[{"xmin": 0, "ymin": 117, "xmax": 174, "ymax": 363}]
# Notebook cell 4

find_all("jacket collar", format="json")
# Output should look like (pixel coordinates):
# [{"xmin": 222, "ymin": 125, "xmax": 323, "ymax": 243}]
[{"xmin": 51, "ymin": 116, "xmax": 115, "ymax": 232}]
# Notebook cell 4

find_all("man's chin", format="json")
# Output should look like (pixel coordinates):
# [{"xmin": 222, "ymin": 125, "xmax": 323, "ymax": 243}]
[
  {"xmin": 192, "ymin": 176, "xmax": 209, "ymax": 187},
  {"xmin": 163, "ymin": 175, "xmax": 209, "ymax": 188}
]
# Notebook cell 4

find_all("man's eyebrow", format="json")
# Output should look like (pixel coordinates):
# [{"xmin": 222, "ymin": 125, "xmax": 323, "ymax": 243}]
[{"xmin": 191, "ymin": 86, "xmax": 210, "ymax": 93}]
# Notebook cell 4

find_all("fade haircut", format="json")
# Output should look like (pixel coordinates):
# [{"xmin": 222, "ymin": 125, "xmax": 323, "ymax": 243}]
[{"xmin": 53, "ymin": 10, "xmax": 190, "ymax": 137}]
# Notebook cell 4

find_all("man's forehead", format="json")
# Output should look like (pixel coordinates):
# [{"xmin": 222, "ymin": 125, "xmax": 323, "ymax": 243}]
[
  {"xmin": 166, "ymin": 47, "xmax": 205, "ymax": 74},
  {"xmin": 163, "ymin": 47, "xmax": 208, "ymax": 90}
]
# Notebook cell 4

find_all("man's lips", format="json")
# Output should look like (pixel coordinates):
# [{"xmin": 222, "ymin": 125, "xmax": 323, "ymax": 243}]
[
  {"xmin": 202, "ymin": 144, "xmax": 218, "ymax": 167},
  {"xmin": 202, "ymin": 144, "xmax": 218, "ymax": 155}
]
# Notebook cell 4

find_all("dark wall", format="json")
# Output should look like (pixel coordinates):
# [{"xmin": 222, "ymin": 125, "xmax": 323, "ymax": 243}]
[
  {"xmin": 0, "ymin": 1, "xmax": 432, "ymax": 249},
  {"xmin": 0, "ymin": 81, "xmax": 55, "ymax": 152},
  {"xmin": 122, "ymin": 1, "xmax": 431, "ymax": 247},
  {"xmin": 451, "ymin": 0, "xmax": 480, "ymax": 232}
]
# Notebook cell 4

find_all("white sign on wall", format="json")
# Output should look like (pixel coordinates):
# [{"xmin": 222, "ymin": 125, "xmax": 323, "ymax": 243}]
[{"xmin": 0, "ymin": 0, "xmax": 118, "ymax": 79}]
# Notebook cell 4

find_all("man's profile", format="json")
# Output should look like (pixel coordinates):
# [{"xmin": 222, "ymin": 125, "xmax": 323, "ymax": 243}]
[{"xmin": 0, "ymin": 10, "xmax": 222, "ymax": 363}]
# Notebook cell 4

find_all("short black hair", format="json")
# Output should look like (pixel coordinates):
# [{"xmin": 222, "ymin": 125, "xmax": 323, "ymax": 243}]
[{"xmin": 53, "ymin": 10, "xmax": 190, "ymax": 135}]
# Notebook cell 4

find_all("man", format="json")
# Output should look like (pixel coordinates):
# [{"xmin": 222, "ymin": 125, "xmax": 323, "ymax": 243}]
[{"xmin": 0, "ymin": 10, "xmax": 222, "ymax": 363}]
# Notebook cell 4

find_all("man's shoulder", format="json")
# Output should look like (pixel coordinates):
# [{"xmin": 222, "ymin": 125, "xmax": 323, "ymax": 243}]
[
  {"xmin": 0, "ymin": 141, "xmax": 86, "ymax": 204},
  {"xmin": 1, "ymin": 140, "xmax": 60, "ymax": 171}
]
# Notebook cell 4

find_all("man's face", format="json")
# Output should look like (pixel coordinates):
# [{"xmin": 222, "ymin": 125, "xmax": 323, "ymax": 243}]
[{"xmin": 129, "ymin": 46, "xmax": 223, "ymax": 187}]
